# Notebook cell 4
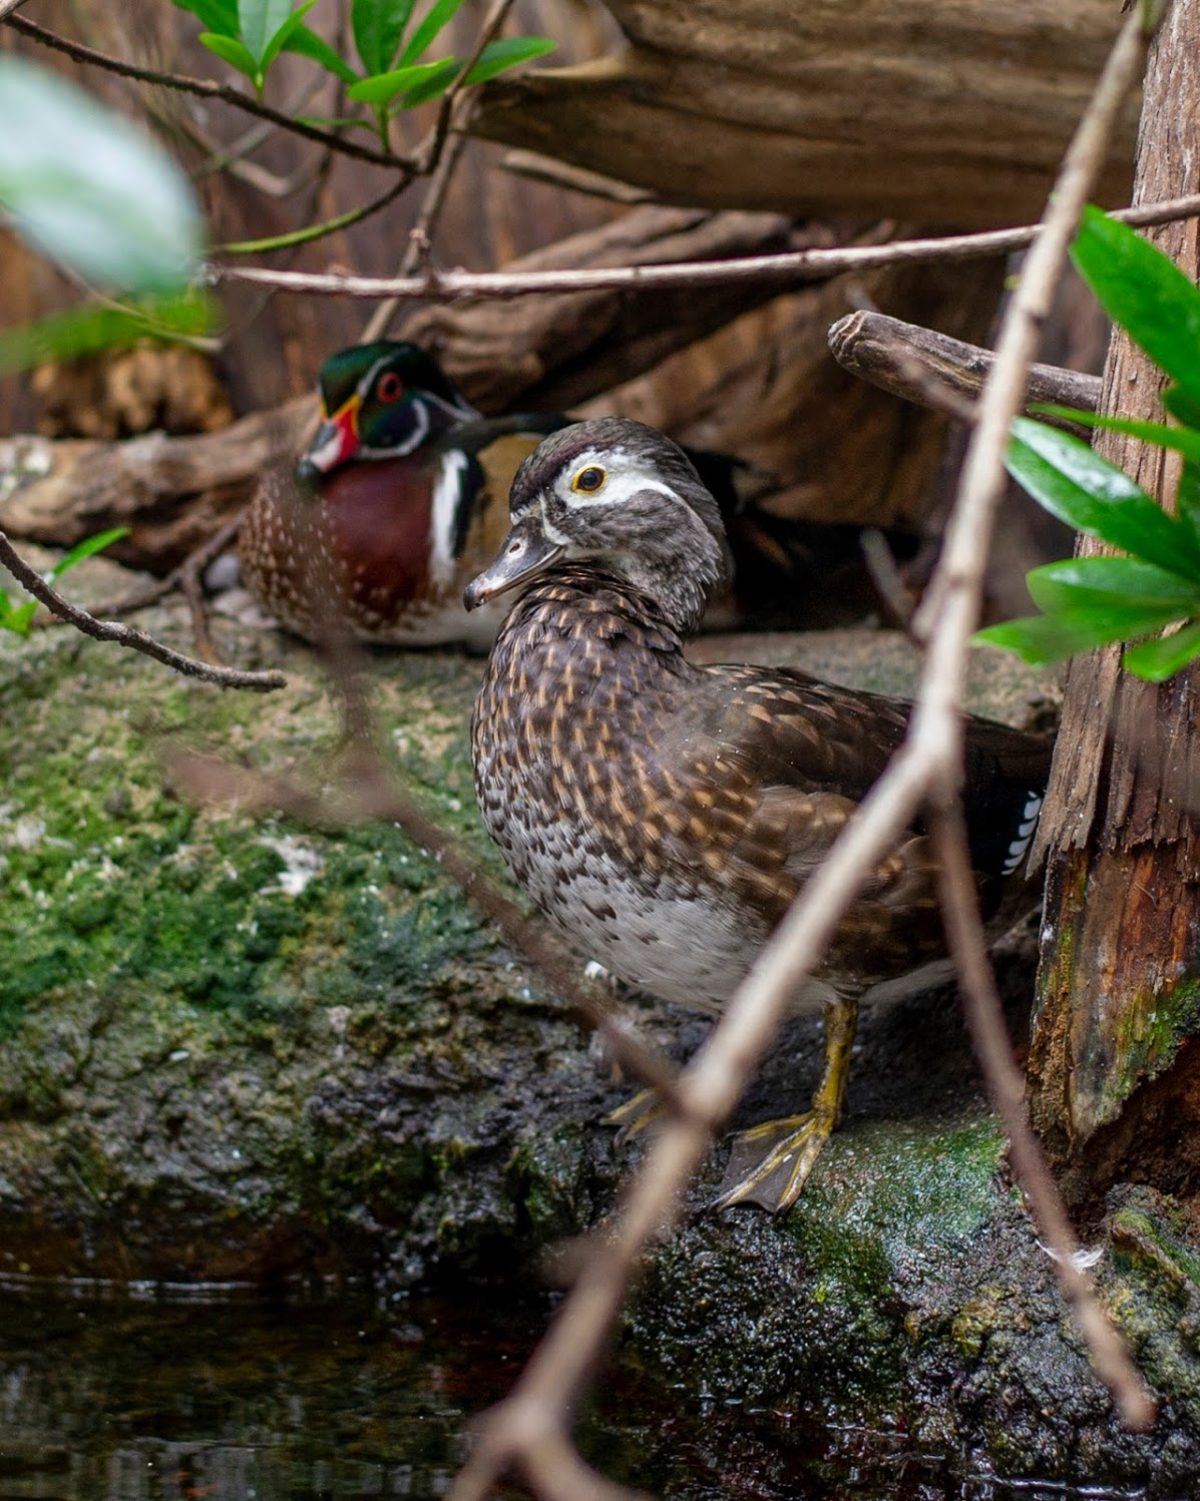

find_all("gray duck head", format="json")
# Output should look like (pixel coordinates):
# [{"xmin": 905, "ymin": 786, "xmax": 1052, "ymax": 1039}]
[{"xmin": 462, "ymin": 417, "xmax": 732, "ymax": 634}]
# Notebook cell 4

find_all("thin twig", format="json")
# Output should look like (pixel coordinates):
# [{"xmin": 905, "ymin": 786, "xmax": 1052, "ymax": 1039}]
[
  {"xmin": 859, "ymin": 528, "xmax": 918, "ymax": 633},
  {"xmin": 0, "ymin": 530, "xmax": 284, "ymax": 692},
  {"xmin": 217, "ymin": 170, "xmax": 414, "ymax": 255},
  {"xmin": 420, "ymin": 0, "xmax": 516, "ymax": 175},
  {"xmin": 214, "ymin": 191, "xmax": 1200, "ymax": 303},
  {"xmin": 448, "ymin": 9, "xmax": 1158, "ymax": 1498},
  {"xmin": 6, "ymin": 13, "xmax": 416, "ymax": 171},
  {"xmin": 929, "ymin": 801, "xmax": 1148, "ymax": 1424},
  {"xmin": 358, "ymin": 114, "xmax": 472, "ymax": 343},
  {"xmin": 358, "ymin": 0, "xmax": 517, "ymax": 344}
]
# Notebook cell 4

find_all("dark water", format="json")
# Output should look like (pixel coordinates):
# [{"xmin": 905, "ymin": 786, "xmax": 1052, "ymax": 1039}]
[{"xmin": 0, "ymin": 1285, "xmax": 1144, "ymax": 1501}]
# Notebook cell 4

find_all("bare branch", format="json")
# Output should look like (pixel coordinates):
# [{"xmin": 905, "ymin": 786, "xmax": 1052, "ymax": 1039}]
[
  {"xmin": 359, "ymin": 0, "xmax": 518, "ymax": 344},
  {"xmin": 928, "ymin": 801, "xmax": 1154, "ymax": 1426},
  {"xmin": 448, "ymin": 9, "xmax": 1158, "ymax": 1496},
  {"xmin": 6, "ymin": 13, "xmax": 416, "ymax": 172},
  {"xmin": 214, "ymin": 191, "xmax": 1200, "ymax": 303},
  {"xmin": 501, "ymin": 149, "xmax": 658, "ymax": 204},
  {"xmin": 829, "ymin": 310, "xmax": 1101, "ymax": 427},
  {"xmin": 0, "ymin": 529, "xmax": 285, "ymax": 692}
]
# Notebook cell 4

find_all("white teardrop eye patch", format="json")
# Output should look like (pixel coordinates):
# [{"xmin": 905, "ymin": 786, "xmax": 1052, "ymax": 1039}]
[{"xmin": 570, "ymin": 464, "xmax": 607, "ymax": 494}]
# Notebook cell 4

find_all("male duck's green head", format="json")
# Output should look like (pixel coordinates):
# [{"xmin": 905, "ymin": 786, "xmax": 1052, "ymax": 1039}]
[{"xmin": 297, "ymin": 341, "xmax": 478, "ymax": 483}]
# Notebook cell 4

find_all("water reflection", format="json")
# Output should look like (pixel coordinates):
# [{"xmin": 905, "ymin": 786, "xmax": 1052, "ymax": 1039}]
[{"xmin": 0, "ymin": 1288, "xmax": 1153, "ymax": 1501}]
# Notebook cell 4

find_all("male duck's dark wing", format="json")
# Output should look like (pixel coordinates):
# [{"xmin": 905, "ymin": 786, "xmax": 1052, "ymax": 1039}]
[{"xmin": 430, "ymin": 413, "xmax": 575, "ymax": 564}]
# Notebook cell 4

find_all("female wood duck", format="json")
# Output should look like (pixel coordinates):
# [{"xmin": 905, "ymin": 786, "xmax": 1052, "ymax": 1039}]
[
  {"xmin": 240, "ymin": 341, "xmax": 902, "ymax": 650},
  {"xmin": 466, "ymin": 417, "xmax": 1051, "ymax": 1213}
]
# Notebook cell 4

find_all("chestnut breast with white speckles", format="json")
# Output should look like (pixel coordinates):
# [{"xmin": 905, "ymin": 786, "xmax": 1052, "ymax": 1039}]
[{"xmin": 470, "ymin": 566, "xmax": 1015, "ymax": 1014}]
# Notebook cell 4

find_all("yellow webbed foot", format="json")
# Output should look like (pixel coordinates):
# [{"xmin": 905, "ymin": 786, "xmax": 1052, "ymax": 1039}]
[{"xmin": 712, "ymin": 1108, "xmax": 835, "ymax": 1213}]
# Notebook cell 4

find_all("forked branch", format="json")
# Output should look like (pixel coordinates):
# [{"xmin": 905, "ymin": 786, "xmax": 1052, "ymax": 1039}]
[{"xmin": 0, "ymin": 530, "xmax": 285, "ymax": 691}]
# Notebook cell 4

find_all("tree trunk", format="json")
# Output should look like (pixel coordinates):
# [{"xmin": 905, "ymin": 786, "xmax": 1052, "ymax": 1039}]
[{"xmin": 1027, "ymin": 0, "xmax": 1200, "ymax": 1212}]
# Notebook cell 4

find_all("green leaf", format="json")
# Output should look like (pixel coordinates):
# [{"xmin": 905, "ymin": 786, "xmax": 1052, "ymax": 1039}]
[
  {"xmin": 0, "ymin": 599, "xmax": 38, "ymax": 638},
  {"xmin": 1007, "ymin": 417, "xmax": 1200, "ymax": 577},
  {"xmin": 1025, "ymin": 557, "xmax": 1200, "ymax": 614},
  {"xmin": 200, "ymin": 30, "xmax": 261, "ymax": 83},
  {"xmin": 976, "ymin": 607, "xmax": 1182, "ymax": 665},
  {"xmin": 286, "ymin": 25, "xmax": 361, "ymax": 84},
  {"xmin": 1163, "ymin": 385, "xmax": 1200, "ymax": 432},
  {"xmin": 1179, "ymin": 461, "xmax": 1200, "ymax": 557},
  {"xmin": 0, "ymin": 292, "xmax": 217, "ymax": 377},
  {"xmin": 1122, "ymin": 620, "xmax": 1200, "ymax": 681},
  {"xmin": 170, "ymin": 0, "xmax": 240, "ymax": 35},
  {"xmin": 348, "ymin": 57, "xmax": 455, "ymax": 103},
  {"xmin": 390, "ymin": 55, "xmax": 459, "ymax": 106},
  {"xmin": 1029, "ymin": 404, "xmax": 1200, "ymax": 468},
  {"xmin": 46, "ymin": 527, "xmax": 130, "ymax": 584},
  {"xmin": 399, "ymin": 0, "xmax": 465, "ymax": 65},
  {"xmin": 261, "ymin": 0, "xmax": 319, "ymax": 72},
  {"xmin": 465, "ymin": 35, "xmax": 556, "ymax": 83},
  {"xmin": 0, "ymin": 58, "xmax": 203, "ymax": 293},
  {"xmin": 239, "ymin": 0, "xmax": 294, "ymax": 63},
  {"xmin": 1072, "ymin": 206, "xmax": 1200, "ymax": 408},
  {"xmin": 352, "ymin": 0, "xmax": 416, "ymax": 76}
]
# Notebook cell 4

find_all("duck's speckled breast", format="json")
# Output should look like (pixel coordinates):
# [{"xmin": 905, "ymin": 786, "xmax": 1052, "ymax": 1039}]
[{"xmin": 471, "ymin": 573, "xmax": 798, "ymax": 1013}]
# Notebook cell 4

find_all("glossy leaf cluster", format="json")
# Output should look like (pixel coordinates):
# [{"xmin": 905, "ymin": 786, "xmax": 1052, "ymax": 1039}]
[{"xmin": 979, "ymin": 208, "xmax": 1200, "ymax": 683}]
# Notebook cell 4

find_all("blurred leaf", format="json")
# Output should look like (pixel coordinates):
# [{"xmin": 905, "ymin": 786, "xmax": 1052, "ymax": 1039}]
[
  {"xmin": 200, "ymin": 31, "xmax": 261, "ymax": 84},
  {"xmin": 0, "ymin": 58, "xmax": 203, "ymax": 293},
  {"xmin": 170, "ymin": 0, "xmax": 240, "ymax": 35},
  {"xmin": 46, "ymin": 528, "xmax": 130, "ymax": 584},
  {"xmin": 348, "ymin": 57, "xmax": 454, "ymax": 103},
  {"xmin": 399, "ymin": 0, "xmax": 466, "ymax": 65},
  {"xmin": 239, "ymin": 0, "xmax": 293, "ymax": 63},
  {"xmin": 1072, "ymin": 207, "xmax": 1200, "ymax": 408},
  {"xmin": 391, "ymin": 55, "xmax": 459, "ymax": 106},
  {"xmin": 1007, "ymin": 418, "xmax": 1200, "ymax": 577},
  {"xmin": 976, "ymin": 607, "xmax": 1182, "ymax": 665},
  {"xmin": 1122, "ymin": 621, "xmax": 1200, "ymax": 681},
  {"xmin": 1179, "ymin": 461, "xmax": 1200, "ymax": 557},
  {"xmin": 0, "ymin": 292, "xmax": 217, "ymax": 377},
  {"xmin": 465, "ymin": 35, "xmax": 556, "ymax": 83},
  {"xmin": 262, "ymin": 0, "xmax": 319, "ymax": 72},
  {"xmin": 1026, "ymin": 557, "xmax": 1200, "ymax": 614},
  {"xmin": 353, "ymin": 0, "xmax": 416, "ymax": 76},
  {"xmin": 1163, "ymin": 385, "xmax": 1200, "ymax": 431},
  {"xmin": 287, "ymin": 25, "xmax": 361, "ymax": 84},
  {"xmin": 1029, "ymin": 404, "xmax": 1200, "ymax": 467},
  {"xmin": 0, "ymin": 597, "xmax": 38, "ymax": 638}
]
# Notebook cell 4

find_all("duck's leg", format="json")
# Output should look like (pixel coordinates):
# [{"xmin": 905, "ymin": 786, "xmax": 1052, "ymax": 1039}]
[
  {"xmin": 604, "ymin": 1087, "xmax": 666, "ymax": 1142},
  {"xmin": 713, "ymin": 995, "xmax": 859, "ymax": 1214}
]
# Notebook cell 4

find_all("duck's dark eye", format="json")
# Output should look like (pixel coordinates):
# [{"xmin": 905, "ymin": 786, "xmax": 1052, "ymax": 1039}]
[
  {"xmin": 571, "ymin": 465, "xmax": 607, "ymax": 494},
  {"xmin": 377, "ymin": 371, "xmax": 404, "ymax": 402}
]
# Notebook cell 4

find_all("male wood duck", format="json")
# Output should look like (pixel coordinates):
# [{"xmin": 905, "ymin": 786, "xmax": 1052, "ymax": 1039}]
[
  {"xmin": 240, "ymin": 341, "xmax": 905, "ymax": 650},
  {"xmin": 465, "ymin": 418, "xmax": 1051, "ymax": 1213},
  {"xmin": 240, "ymin": 341, "xmax": 567, "ymax": 649}
]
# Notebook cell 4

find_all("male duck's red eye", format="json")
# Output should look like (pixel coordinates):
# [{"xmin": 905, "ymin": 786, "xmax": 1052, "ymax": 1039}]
[{"xmin": 377, "ymin": 372, "xmax": 404, "ymax": 402}]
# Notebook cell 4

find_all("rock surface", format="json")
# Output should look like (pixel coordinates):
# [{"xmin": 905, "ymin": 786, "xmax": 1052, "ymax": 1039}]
[{"xmin": 2, "ymin": 551, "xmax": 1198, "ymax": 1491}]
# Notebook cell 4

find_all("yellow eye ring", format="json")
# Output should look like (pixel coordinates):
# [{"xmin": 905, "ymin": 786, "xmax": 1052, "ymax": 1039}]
[{"xmin": 571, "ymin": 464, "xmax": 607, "ymax": 494}]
